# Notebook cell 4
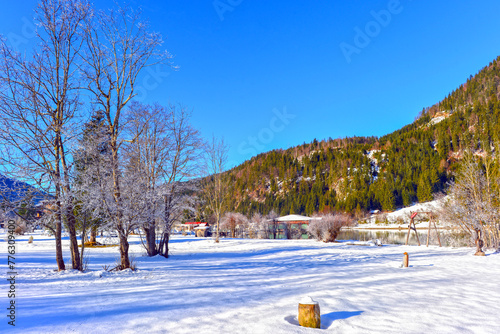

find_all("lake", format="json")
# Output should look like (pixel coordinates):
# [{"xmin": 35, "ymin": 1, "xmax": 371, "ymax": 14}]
[{"xmin": 337, "ymin": 228, "xmax": 471, "ymax": 247}]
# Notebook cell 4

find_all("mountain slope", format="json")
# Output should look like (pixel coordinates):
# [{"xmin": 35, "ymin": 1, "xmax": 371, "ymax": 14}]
[
  {"xmin": 0, "ymin": 174, "xmax": 48, "ymax": 207},
  {"xmin": 223, "ymin": 55, "xmax": 500, "ymax": 217}
]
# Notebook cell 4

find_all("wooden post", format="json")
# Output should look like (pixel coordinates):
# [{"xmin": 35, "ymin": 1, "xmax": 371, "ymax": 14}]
[
  {"xmin": 414, "ymin": 222, "xmax": 421, "ymax": 246},
  {"xmin": 406, "ymin": 212, "xmax": 421, "ymax": 246},
  {"xmin": 405, "ymin": 219, "xmax": 412, "ymax": 246},
  {"xmin": 426, "ymin": 217, "xmax": 431, "ymax": 247},
  {"xmin": 298, "ymin": 297, "xmax": 320, "ymax": 329},
  {"xmin": 434, "ymin": 221, "xmax": 442, "ymax": 247},
  {"xmin": 28, "ymin": 235, "xmax": 34, "ymax": 243},
  {"xmin": 403, "ymin": 252, "xmax": 409, "ymax": 267}
]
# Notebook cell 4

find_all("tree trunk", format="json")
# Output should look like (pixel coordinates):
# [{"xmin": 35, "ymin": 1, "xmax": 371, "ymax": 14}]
[
  {"xmin": 119, "ymin": 233, "xmax": 130, "ymax": 269},
  {"xmin": 215, "ymin": 216, "xmax": 220, "ymax": 243},
  {"xmin": 164, "ymin": 232, "xmax": 169, "ymax": 258},
  {"xmin": 158, "ymin": 232, "xmax": 170, "ymax": 258},
  {"xmin": 55, "ymin": 204, "xmax": 65, "ymax": 271},
  {"xmin": 67, "ymin": 209, "xmax": 81, "ymax": 271},
  {"xmin": 497, "ymin": 224, "xmax": 500, "ymax": 252},
  {"xmin": 474, "ymin": 228, "xmax": 485, "ymax": 256},
  {"xmin": 80, "ymin": 219, "xmax": 86, "ymax": 272},
  {"xmin": 89, "ymin": 226, "xmax": 97, "ymax": 244},
  {"xmin": 144, "ymin": 225, "xmax": 158, "ymax": 257}
]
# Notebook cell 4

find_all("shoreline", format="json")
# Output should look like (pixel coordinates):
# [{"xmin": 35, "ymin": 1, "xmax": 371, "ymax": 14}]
[{"xmin": 346, "ymin": 226, "xmax": 451, "ymax": 231}]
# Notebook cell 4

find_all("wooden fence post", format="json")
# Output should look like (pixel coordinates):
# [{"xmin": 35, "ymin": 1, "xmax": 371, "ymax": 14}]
[{"xmin": 403, "ymin": 252, "xmax": 409, "ymax": 267}]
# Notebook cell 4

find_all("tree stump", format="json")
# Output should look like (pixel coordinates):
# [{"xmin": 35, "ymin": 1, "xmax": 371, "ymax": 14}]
[
  {"xmin": 298, "ymin": 297, "xmax": 320, "ymax": 329},
  {"xmin": 28, "ymin": 236, "xmax": 34, "ymax": 244},
  {"xmin": 403, "ymin": 252, "xmax": 409, "ymax": 267}
]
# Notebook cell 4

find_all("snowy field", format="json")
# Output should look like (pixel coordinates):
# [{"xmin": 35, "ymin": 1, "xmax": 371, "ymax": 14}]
[{"xmin": 2, "ymin": 231, "xmax": 500, "ymax": 334}]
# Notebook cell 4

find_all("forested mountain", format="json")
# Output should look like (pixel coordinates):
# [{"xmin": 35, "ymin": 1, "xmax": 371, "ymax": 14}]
[
  {"xmin": 0, "ymin": 174, "xmax": 48, "ymax": 206},
  {"xmin": 222, "ymin": 55, "xmax": 500, "ymax": 217}
]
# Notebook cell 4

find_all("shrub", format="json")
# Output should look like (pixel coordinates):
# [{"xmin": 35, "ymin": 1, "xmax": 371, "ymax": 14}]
[
  {"xmin": 14, "ymin": 220, "xmax": 28, "ymax": 235},
  {"xmin": 308, "ymin": 213, "xmax": 354, "ymax": 242}
]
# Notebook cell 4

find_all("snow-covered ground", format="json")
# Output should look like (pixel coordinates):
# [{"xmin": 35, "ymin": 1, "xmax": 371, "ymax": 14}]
[{"xmin": 2, "ymin": 231, "xmax": 499, "ymax": 333}]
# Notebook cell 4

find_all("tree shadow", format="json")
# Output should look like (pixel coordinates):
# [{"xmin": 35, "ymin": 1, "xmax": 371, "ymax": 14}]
[{"xmin": 321, "ymin": 311, "xmax": 363, "ymax": 328}]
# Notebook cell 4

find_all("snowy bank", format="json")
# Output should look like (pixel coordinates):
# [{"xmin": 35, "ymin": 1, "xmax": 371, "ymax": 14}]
[{"xmin": 357, "ymin": 197, "xmax": 448, "ymax": 229}]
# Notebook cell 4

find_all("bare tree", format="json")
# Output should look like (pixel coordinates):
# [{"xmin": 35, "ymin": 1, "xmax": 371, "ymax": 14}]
[
  {"xmin": 221, "ymin": 212, "xmax": 248, "ymax": 238},
  {"xmin": 0, "ymin": 0, "xmax": 91, "ymax": 271},
  {"xmin": 126, "ymin": 102, "xmax": 202, "ymax": 257},
  {"xmin": 249, "ymin": 212, "xmax": 269, "ymax": 239},
  {"xmin": 202, "ymin": 136, "xmax": 230, "ymax": 243},
  {"xmin": 440, "ymin": 152, "xmax": 499, "ymax": 254},
  {"xmin": 81, "ymin": 5, "xmax": 172, "ymax": 268}
]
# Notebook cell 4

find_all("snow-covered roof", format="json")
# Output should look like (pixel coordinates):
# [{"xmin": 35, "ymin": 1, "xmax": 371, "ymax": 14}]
[{"xmin": 276, "ymin": 214, "xmax": 317, "ymax": 222}]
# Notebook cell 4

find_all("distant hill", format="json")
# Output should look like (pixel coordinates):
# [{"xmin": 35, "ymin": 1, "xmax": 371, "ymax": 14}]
[
  {"xmin": 220, "ymin": 56, "xmax": 500, "ymax": 217},
  {"xmin": 0, "ymin": 174, "xmax": 48, "ymax": 207}
]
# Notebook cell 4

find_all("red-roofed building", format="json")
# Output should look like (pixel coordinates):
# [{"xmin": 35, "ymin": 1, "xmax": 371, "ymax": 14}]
[{"xmin": 175, "ymin": 222, "xmax": 210, "ymax": 236}]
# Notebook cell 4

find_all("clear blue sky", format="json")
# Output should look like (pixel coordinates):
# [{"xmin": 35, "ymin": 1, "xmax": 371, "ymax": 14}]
[{"xmin": 2, "ymin": 0, "xmax": 500, "ymax": 168}]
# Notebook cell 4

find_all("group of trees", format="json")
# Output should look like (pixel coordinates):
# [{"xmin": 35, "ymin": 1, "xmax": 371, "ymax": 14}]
[
  {"xmin": 0, "ymin": 0, "xmax": 203, "ymax": 270},
  {"xmin": 2, "ymin": 2, "xmax": 500, "ymax": 270},
  {"xmin": 212, "ymin": 210, "xmax": 352, "ymax": 242},
  {"xmin": 225, "ymin": 137, "xmax": 446, "ymax": 217},
  {"xmin": 440, "ymin": 152, "xmax": 500, "ymax": 254}
]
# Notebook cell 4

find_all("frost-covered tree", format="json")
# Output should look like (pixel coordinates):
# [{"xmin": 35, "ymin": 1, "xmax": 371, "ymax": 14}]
[
  {"xmin": 440, "ymin": 152, "xmax": 500, "ymax": 254},
  {"xmin": 202, "ymin": 136, "xmax": 230, "ymax": 243},
  {"xmin": 308, "ymin": 213, "xmax": 353, "ymax": 242},
  {"xmin": 0, "ymin": 0, "xmax": 91, "ymax": 271},
  {"xmin": 220, "ymin": 212, "xmax": 248, "ymax": 238},
  {"xmin": 74, "ymin": 110, "xmax": 111, "ymax": 245},
  {"xmin": 126, "ymin": 102, "xmax": 202, "ymax": 257},
  {"xmin": 80, "ymin": 5, "xmax": 172, "ymax": 268},
  {"xmin": 249, "ymin": 212, "xmax": 269, "ymax": 239}
]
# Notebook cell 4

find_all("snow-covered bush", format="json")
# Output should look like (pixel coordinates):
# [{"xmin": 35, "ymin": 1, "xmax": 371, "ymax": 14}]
[
  {"xmin": 13, "ymin": 219, "xmax": 28, "ymax": 235},
  {"xmin": 248, "ymin": 213, "xmax": 269, "ymax": 239},
  {"xmin": 308, "ymin": 213, "xmax": 353, "ymax": 242}
]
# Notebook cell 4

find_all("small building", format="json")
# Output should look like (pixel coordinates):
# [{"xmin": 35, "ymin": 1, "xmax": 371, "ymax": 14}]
[
  {"xmin": 270, "ymin": 214, "xmax": 320, "ymax": 239},
  {"xmin": 175, "ymin": 222, "xmax": 210, "ymax": 235}
]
